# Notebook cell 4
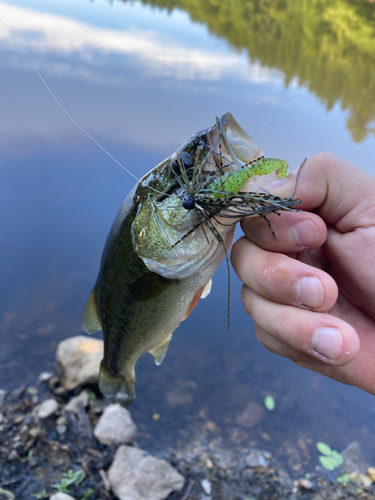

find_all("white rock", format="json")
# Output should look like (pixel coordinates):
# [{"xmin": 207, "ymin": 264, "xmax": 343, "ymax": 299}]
[
  {"xmin": 50, "ymin": 493, "xmax": 76, "ymax": 500},
  {"xmin": 245, "ymin": 450, "xmax": 272, "ymax": 468},
  {"xmin": 64, "ymin": 390, "xmax": 90, "ymax": 413},
  {"xmin": 201, "ymin": 479, "xmax": 212, "ymax": 495},
  {"xmin": 37, "ymin": 399, "xmax": 58, "ymax": 419},
  {"xmin": 94, "ymin": 403, "xmax": 137, "ymax": 445},
  {"xmin": 298, "ymin": 478, "xmax": 313, "ymax": 490},
  {"xmin": 108, "ymin": 445, "xmax": 184, "ymax": 500},
  {"xmin": 39, "ymin": 372, "xmax": 54, "ymax": 384},
  {"xmin": 56, "ymin": 336, "xmax": 103, "ymax": 391}
]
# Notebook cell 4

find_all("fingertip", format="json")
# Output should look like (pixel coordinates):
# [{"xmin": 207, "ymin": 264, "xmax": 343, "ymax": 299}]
[{"xmin": 307, "ymin": 323, "xmax": 360, "ymax": 366}]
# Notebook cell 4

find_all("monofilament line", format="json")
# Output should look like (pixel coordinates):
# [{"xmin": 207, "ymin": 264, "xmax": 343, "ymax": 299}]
[{"xmin": 0, "ymin": 18, "xmax": 140, "ymax": 182}]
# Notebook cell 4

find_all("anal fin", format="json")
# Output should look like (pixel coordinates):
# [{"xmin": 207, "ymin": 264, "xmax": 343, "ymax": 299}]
[
  {"xmin": 82, "ymin": 287, "xmax": 102, "ymax": 334},
  {"xmin": 149, "ymin": 336, "xmax": 171, "ymax": 366}
]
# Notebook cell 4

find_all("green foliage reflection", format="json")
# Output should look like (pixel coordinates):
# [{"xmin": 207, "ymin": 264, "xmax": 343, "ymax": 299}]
[{"xmin": 122, "ymin": 0, "xmax": 375, "ymax": 142}]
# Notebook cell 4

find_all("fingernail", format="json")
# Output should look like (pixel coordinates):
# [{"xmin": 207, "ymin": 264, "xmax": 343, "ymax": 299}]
[
  {"xmin": 293, "ymin": 221, "xmax": 319, "ymax": 247},
  {"xmin": 312, "ymin": 327, "xmax": 342, "ymax": 361},
  {"xmin": 296, "ymin": 277, "xmax": 323, "ymax": 309}
]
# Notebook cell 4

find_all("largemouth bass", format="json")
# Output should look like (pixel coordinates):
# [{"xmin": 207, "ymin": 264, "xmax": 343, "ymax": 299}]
[{"xmin": 82, "ymin": 113, "xmax": 301, "ymax": 403}]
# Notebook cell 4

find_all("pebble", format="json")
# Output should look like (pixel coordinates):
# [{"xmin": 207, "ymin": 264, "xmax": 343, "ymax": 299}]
[
  {"xmin": 36, "ymin": 398, "xmax": 58, "ymax": 419},
  {"xmin": 298, "ymin": 478, "xmax": 313, "ymax": 490},
  {"xmin": 235, "ymin": 402, "xmax": 265, "ymax": 429},
  {"xmin": 38, "ymin": 371, "xmax": 54, "ymax": 384},
  {"xmin": 367, "ymin": 466, "xmax": 375, "ymax": 482},
  {"xmin": 89, "ymin": 398, "xmax": 106, "ymax": 414},
  {"xmin": 0, "ymin": 488, "xmax": 15, "ymax": 500},
  {"xmin": 108, "ymin": 445, "xmax": 184, "ymax": 500},
  {"xmin": 56, "ymin": 416, "xmax": 67, "ymax": 435},
  {"xmin": 245, "ymin": 450, "xmax": 272, "ymax": 468},
  {"xmin": 94, "ymin": 403, "xmax": 137, "ymax": 445},
  {"xmin": 50, "ymin": 493, "xmax": 76, "ymax": 500},
  {"xmin": 201, "ymin": 479, "xmax": 212, "ymax": 495},
  {"xmin": 349, "ymin": 471, "xmax": 372, "ymax": 488},
  {"xmin": 56, "ymin": 336, "xmax": 103, "ymax": 391},
  {"xmin": 64, "ymin": 390, "xmax": 90, "ymax": 413}
]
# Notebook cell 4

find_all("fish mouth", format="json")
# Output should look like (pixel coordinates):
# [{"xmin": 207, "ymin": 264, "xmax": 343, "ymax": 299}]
[
  {"xmin": 216, "ymin": 112, "xmax": 264, "ymax": 169},
  {"xmin": 155, "ymin": 112, "xmax": 265, "ymax": 202}
]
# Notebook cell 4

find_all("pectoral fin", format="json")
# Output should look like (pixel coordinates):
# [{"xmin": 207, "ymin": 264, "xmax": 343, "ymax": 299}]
[
  {"xmin": 149, "ymin": 336, "xmax": 171, "ymax": 366},
  {"xmin": 82, "ymin": 287, "xmax": 102, "ymax": 334},
  {"xmin": 201, "ymin": 278, "xmax": 212, "ymax": 299}
]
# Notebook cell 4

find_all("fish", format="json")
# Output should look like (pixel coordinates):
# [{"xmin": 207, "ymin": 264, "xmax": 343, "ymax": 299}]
[{"xmin": 82, "ymin": 112, "xmax": 301, "ymax": 403}]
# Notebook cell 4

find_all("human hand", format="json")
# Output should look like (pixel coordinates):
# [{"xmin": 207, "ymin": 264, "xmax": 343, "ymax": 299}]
[{"xmin": 231, "ymin": 153, "xmax": 375, "ymax": 395}]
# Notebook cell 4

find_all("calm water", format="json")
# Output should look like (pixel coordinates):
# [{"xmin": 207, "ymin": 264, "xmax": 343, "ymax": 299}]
[{"xmin": 1, "ymin": 0, "xmax": 375, "ymax": 474}]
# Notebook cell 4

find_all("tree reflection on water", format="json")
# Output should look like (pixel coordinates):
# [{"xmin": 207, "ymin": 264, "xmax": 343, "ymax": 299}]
[{"xmin": 122, "ymin": 0, "xmax": 375, "ymax": 143}]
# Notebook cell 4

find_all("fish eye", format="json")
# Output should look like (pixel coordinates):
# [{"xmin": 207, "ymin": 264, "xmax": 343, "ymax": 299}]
[{"xmin": 172, "ymin": 152, "xmax": 193, "ymax": 176}]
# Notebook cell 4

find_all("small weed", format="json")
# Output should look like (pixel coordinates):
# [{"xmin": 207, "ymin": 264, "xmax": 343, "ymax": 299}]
[
  {"xmin": 337, "ymin": 473, "xmax": 350, "ymax": 486},
  {"xmin": 264, "ymin": 396, "xmax": 275, "ymax": 411},
  {"xmin": 81, "ymin": 488, "xmax": 95, "ymax": 500},
  {"xmin": 51, "ymin": 468, "xmax": 86, "ymax": 493},
  {"xmin": 316, "ymin": 442, "xmax": 343, "ymax": 471},
  {"xmin": 31, "ymin": 490, "xmax": 47, "ymax": 499}
]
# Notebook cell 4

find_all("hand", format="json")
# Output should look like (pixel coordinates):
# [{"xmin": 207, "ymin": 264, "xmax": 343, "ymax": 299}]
[{"xmin": 231, "ymin": 153, "xmax": 375, "ymax": 395}]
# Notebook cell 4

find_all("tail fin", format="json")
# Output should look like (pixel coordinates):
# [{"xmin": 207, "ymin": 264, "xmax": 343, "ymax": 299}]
[{"xmin": 98, "ymin": 362, "xmax": 136, "ymax": 403}]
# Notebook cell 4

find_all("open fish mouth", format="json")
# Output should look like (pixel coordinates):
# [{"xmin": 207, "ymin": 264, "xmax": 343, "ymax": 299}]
[{"xmin": 132, "ymin": 113, "xmax": 300, "ymax": 280}]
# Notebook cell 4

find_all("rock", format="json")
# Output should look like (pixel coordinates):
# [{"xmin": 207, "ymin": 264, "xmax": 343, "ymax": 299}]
[
  {"xmin": 50, "ymin": 493, "xmax": 76, "ymax": 500},
  {"xmin": 56, "ymin": 415, "xmax": 67, "ymax": 435},
  {"xmin": 108, "ymin": 445, "xmax": 184, "ymax": 500},
  {"xmin": 64, "ymin": 390, "xmax": 90, "ymax": 413},
  {"xmin": 298, "ymin": 478, "xmax": 313, "ymax": 490},
  {"xmin": 39, "ymin": 371, "xmax": 54, "ymax": 384},
  {"xmin": 37, "ymin": 398, "xmax": 58, "ymax": 419},
  {"xmin": 367, "ymin": 466, "xmax": 375, "ymax": 482},
  {"xmin": 165, "ymin": 380, "xmax": 198, "ymax": 407},
  {"xmin": 349, "ymin": 471, "xmax": 372, "ymax": 488},
  {"xmin": 201, "ymin": 479, "xmax": 212, "ymax": 495},
  {"xmin": 0, "ymin": 488, "xmax": 15, "ymax": 500},
  {"xmin": 89, "ymin": 398, "xmax": 107, "ymax": 414},
  {"xmin": 94, "ymin": 403, "xmax": 137, "ymax": 445},
  {"xmin": 245, "ymin": 450, "xmax": 272, "ymax": 468},
  {"xmin": 56, "ymin": 336, "xmax": 103, "ymax": 391},
  {"xmin": 278, "ymin": 469, "xmax": 293, "ymax": 489},
  {"xmin": 341, "ymin": 441, "xmax": 360, "ymax": 473},
  {"xmin": 235, "ymin": 402, "xmax": 264, "ymax": 429}
]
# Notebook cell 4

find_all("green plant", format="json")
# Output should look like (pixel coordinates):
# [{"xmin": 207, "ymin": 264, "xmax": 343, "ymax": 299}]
[
  {"xmin": 89, "ymin": 390, "xmax": 97, "ymax": 400},
  {"xmin": 337, "ymin": 473, "xmax": 350, "ymax": 486},
  {"xmin": 316, "ymin": 442, "xmax": 343, "ymax": 471},
  {"xmin": 31, "ymin": 491, "xmax": 47, "ymax": 499},
  {"xmin": 51, "ymin": 469, "xmax": 86, "ymax": 493},
  {"xmin": 264, "ymin": 396, "xmax": 275, "ymax": 411},
  {"xmin": 81, "ymin": 488, "xmax": 95, "ymax": 500}
]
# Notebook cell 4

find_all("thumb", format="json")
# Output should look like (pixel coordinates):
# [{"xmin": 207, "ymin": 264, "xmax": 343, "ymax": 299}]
[{"xmin": 269, "ymin": 152, "xmax": 375, "ymax": 231}]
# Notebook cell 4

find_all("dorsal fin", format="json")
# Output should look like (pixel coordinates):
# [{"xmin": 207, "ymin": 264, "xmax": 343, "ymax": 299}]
[
  {"xmin": 149, "ymin": 336, "xmax": 171, "ymax": 366},
  {"xmin": 82, "ymin": 287, "xmax": 102, "ymax": 334}
]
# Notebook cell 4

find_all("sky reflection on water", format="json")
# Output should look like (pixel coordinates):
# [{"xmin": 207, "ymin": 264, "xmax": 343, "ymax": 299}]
[{"xmin": 1, "ymin": 0, "xmax": 375, "ymax": 473}]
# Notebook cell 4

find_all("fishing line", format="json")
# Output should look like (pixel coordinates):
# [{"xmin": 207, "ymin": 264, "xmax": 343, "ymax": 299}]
[{"xmin": 0, "ymin": 18, "xmax": 171, "ymax": 197}]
